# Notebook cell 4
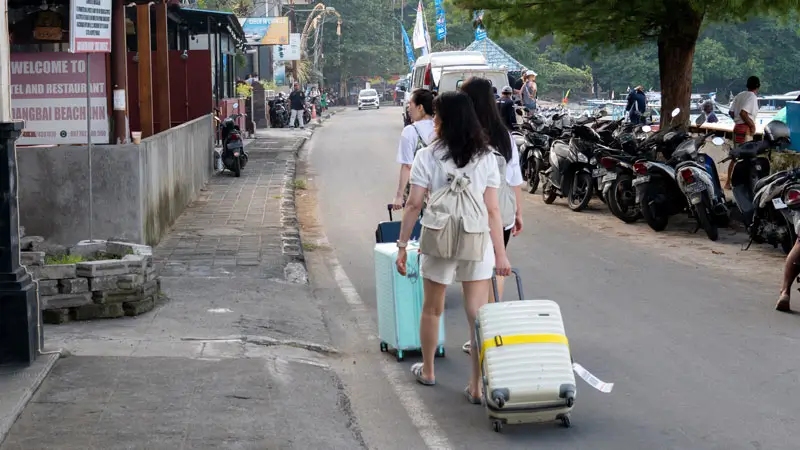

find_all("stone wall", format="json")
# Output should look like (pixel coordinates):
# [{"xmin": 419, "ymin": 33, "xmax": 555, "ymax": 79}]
[
  {"xmin": 139, "ymin": 116, "xmax": 215, "ymax": 245},
  {"xmin": 18, "ymin": 115, "xmax": 214, "ymax": 247},
  {"xmin": 22, "ymin": 242, "xmax": 161, "ymax": 324}
]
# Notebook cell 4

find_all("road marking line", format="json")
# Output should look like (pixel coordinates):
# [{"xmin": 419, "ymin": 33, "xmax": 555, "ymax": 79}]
[
  {"xmin": 328, "ymin": 246, "xmax": 452, "ymax": 449},
  {"xmin": 304, "ymin": 130, "xmax": 451, "ymax": 449}
]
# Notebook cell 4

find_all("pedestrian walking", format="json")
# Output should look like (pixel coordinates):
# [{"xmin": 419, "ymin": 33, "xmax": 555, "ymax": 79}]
[
  {"xmin": 392, "ymin": 89, "xmax": 435, "ymax": 210},
  {"xmin": 459, "ymin": 77, "xmax": 524, "ymax": 355},
  {"xmin": 497, "ymin": 85, "xmax": 517, "ymax": 131},
  {"xmin": 725, "ymin": 76, "xmax": 760, "ymax": 189},
  {"xmin": 395, "ymin": 91, "xmax": 511, "ymax": 402},
  {"xmin": 625, "ymin": 86, "xmax": 647, "ymax": 124},
  {"xmin": 289, "ymin": 82, "xmax": 306, "ymax": 129},
  {"xmin": 521, "ymin": 70, "xmax": 538, "ymax": 115}
]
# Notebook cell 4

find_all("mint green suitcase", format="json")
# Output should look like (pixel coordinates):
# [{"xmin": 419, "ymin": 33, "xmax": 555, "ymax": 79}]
[{"xmin": 374, "ymin": 243, "xmax": 446, "ymax": 361}]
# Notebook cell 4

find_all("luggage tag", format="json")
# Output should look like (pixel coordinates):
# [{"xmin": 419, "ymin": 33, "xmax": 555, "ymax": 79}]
[{"xmin": 572, "ymin": 362, "xmax": 614, "ymax": 393}]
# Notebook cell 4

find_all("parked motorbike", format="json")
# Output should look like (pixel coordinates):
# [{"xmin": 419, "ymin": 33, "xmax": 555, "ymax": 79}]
[
  {"xmin": 631, "ymin": 108, "xmax": 701, "ymax": 233},
  {"xmin": 220, "ymin": 108, "xmax": 248, "ymax": 177},
  {"xmin": 522, "ymin": 110, "xmax": 575, "ymax": 194},
  {"xmin": 541, "ymin": 122, "xmax": 601, "ymax": 211},
  {"xmin": 671, "ymin": 134, "xmax": 730, "ymax": 241},
  {"xmin": 723, "ymin": 120, "xmax": 794, "ymax": 252},
  {"xmin": 597, "ymin": 124, "xmax": 653, "ymax": 222},
  {"xmin": 268, "ymin": 94, "xmax": 290, "ymax": 128},
  {"xmin": 302, "ymin": 101, "xmax": 313, "ymax": 124}
]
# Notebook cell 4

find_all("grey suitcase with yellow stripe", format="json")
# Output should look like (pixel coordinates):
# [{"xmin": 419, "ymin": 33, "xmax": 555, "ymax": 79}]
[{"xmin": 476, "ymin": 270, "xmax": 576, "ymax": 433}]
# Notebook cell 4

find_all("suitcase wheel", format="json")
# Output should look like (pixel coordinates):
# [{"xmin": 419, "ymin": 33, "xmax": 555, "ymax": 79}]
[
  {"xmin": 491, "ymin": 420, "xmax": 504, "ymax": 433},
  {"xmin": 435, "ymin": 346, "xmax": 445, "ymax": 358},
  {"xmin": 395, "ymin": 350, "xmax": 405, "ymax": 362},
  {"xmin": 380, "ymin": 341, "xmax": 388, "ymax": 353},
  {"xmin": 558, "ymin": 414, "xmax": 571, "ymax": 428}
]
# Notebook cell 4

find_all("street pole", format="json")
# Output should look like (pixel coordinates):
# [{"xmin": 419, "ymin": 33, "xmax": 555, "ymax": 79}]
[
  {"xmin": 111, "ymin": 0, "xmax": 128, "ymax": 144},
  {"xmin": 0, "ymin": 0, "xmax": 39, "ymax": 365},
  {"xmin": 290, "ymin": 1, "xmax": 298, "ymax": 83},
  {"xmin": 86, "ymin": 54, "xmax": 93, "ymax": 241}
]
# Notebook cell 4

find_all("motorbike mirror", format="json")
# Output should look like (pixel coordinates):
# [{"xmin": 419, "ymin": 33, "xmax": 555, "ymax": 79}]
[
  {"xmin": 233, "ymin": 103, "xmax": 239, "ymax": 110},
  {"xmin": 641, "ymin": 125, "xmax": 652, "ymax": 133},
  {"xmin": 711, "ymin": 137, "xmax": 725, "ymax": 146},
  {"xmin": 695, "ymin": 114, "xmax": 706, "ymax": 126},
  {"xmin": 671, "ymin": 108, "xmax": 681, "ymax": 118}
]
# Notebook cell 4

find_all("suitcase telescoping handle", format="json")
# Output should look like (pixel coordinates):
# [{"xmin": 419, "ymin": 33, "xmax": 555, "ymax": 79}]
[{"xmin": 491, "ymin": 268, "xmax": 524, "ymax": 301}]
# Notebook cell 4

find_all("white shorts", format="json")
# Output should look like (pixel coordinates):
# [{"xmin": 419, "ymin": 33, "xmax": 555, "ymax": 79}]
[{"xmin": 420, "ymin": 243, "xmax": 494, "ymax": 285}]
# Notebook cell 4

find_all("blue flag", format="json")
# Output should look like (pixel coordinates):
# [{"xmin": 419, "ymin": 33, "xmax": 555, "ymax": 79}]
[
  {"xmin": 401, "ymin": 25, "xmax": 416, "ymax": 70},
  {"xmin": 474, "ymin": 10, "xmax": 486, "ymax": 41},
  {"xmin": 434, "ymin": 0, "xmax": 447, "ymax": 41}
]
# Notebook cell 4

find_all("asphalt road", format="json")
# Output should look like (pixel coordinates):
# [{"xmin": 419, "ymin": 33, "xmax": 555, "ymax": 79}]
[{"xmin": 304, "ymin": 107, "xmax": 800, "ymax": 449}]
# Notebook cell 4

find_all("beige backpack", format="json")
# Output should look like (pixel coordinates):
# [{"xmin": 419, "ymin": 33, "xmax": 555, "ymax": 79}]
[
  {"xmin": 493, "ymin": 150, "xmax": 517, "ymax": 228},
  {"xmin": 419, "ymin": 154, "xmax": 490, "ymax": 262}
]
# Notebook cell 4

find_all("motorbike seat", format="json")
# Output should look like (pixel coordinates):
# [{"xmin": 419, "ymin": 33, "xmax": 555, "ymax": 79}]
[
  {"xmin": 753, "ymin": 170, "xmax": 788, "ymax": 193},
  {"xmin": 729, "ymin": 140, "xmax": 770, "ymax": 158}
]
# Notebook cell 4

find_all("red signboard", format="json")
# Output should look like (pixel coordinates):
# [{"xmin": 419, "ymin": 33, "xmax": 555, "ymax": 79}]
[{"xmin": 10, "ymin": 53, "xmax": 109, "ymax": 145}]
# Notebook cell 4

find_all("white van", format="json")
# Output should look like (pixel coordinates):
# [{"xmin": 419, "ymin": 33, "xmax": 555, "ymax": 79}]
[{"xmin": 402, "ymin": 51, "xmax": 508, "ymax": 125}]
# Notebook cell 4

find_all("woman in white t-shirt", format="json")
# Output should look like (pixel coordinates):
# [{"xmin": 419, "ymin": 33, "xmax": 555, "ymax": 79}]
[
  {"xmin": 395, "ymin": 92, "xmax": 512, "ymax": 403},
  {"xmin": 392, "ymin": 89, "xmax": 436, "ymax": 210},
  {"xmin": 459, "ymin": 77, "xmax": 525, "ymax": 354}
]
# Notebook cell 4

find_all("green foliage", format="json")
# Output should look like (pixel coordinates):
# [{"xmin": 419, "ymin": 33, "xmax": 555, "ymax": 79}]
[
  {"xmin": 259, "ymin": 80, "xmax": 278, "ymax": 91},
  {"xmin": 453, "ymin": 0, "xmax": 800, "ymax": 124},
  {"xmin": 195, "ymin": 0, "xmax": 254, "ymax": 17},
  {"xmin": 45, "ymin": 254, "xmax": 85, "ymax": 265},
  {"xmin": 319, "ymin": 0, "xmax": 407, "ymax": 81},
  {"xmin": 236, "ymin": 83, "xmax": 253, "ymax": 98},
  {"xmin": 235, "ymin": 51, "xmax": 247, "ymax": 70}
]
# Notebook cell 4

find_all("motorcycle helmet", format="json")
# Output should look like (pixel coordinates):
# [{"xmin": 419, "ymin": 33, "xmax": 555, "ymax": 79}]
[{"xmin": 764, "ymin": 120, "xmax": 791, "ymax": 147}]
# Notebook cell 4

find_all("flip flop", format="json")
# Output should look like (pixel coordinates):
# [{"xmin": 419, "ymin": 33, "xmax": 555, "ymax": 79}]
[
  {"xmin": 776, "ymin": 293, "xmax": 791, "ymax": 312},
  {"xmin": 411, "ymin": 363, "xmax": 435, "ymax": 386},
  {"xmin": 462, "ymin": 341, "xmax": 471, "ymax": 354},
  {"xmin": 463, "ymin": 386, "xmax": 482, "ymax": 405}
]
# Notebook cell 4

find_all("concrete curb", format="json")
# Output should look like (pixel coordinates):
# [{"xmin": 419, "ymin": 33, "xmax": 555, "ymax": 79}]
[
  {"xmin": 280, "ymin": 129, "xmax": 316, "ymax": 284},
  {"xmin": 279, "ymin": 110, "xmax": 338, "ymax": 283},
  {"xmin": 0, "ymin": 352, "xmax": 60, "ymax": 445}
]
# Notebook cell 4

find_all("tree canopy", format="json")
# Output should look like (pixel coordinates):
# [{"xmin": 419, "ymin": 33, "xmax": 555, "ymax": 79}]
[{"xmin": 452, "ymin": 0, "xmax": 800, "ymax": 124}]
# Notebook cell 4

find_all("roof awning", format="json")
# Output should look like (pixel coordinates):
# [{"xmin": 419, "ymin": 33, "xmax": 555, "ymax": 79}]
[
  {"xmin": 464, "ymin": 38, "xmax": 527, "ymax": 73},
  {"xmin": 174, "ymin": 7, "xmax": 247, "ymax": 49}
]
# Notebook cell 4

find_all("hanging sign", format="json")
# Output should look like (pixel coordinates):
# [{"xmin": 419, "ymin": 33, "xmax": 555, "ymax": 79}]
[
  {"xmin": 273, "ymin": 33, "xmax": 301, "ymax": 61},
  {"xmin": 434, "ymin": 0, "xmax": 447, "ymax": 41},
  {"xmin": 240, "ymin": 17, "xmax": 290, "ymax": 46},
  {"xmin": 69, "ymin": 0, "xmax": 113, "ymax": 53}
]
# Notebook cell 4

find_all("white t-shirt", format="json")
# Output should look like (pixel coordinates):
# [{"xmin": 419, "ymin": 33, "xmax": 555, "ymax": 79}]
[
  {"xmin": 410, "ymin": 144, "xmax": 501, "ymax": 201},
  {"xmin": 397, "ymin": 119, "xmax": 436, "ymax": 165},
  {"xmin": 505, "ymin": 133, "xmax": 524, "ymax": 187},
  {"xmin": 731, "ymin": 91, "xmax": 759, "ymax": 126},
  {"xmin": 496, "ymin": 133, "xmax": 524, "ymax": 230}
]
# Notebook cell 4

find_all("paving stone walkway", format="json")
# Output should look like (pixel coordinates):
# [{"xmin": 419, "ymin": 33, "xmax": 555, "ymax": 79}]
[
  {"xmin": 154, "ymin": 134, "xmax": 306, "ymax": 279},
  {"xmin": 0, "ymin": 125, "xmax": 367, "ymax": 450}
]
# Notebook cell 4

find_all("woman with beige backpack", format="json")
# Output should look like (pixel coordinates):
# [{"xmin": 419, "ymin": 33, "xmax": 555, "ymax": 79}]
[
  {"xmin": 395, "ymin": 91, "xmax": 511, "ymax": 404},
  {"xmin": 459, "ymin": 77, "xmax": 524, "ymax": 356}
]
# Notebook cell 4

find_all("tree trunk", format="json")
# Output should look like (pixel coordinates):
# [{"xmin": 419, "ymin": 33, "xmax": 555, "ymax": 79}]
[{"xmin": 657, "ymin": 7, "xmax": 704, "ymax": 128}]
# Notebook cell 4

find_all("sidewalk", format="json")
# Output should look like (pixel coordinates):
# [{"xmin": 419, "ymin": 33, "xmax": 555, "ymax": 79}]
[{"xmin": 0, "ymin": 122, "xmax": 365, "ymax": 449}]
